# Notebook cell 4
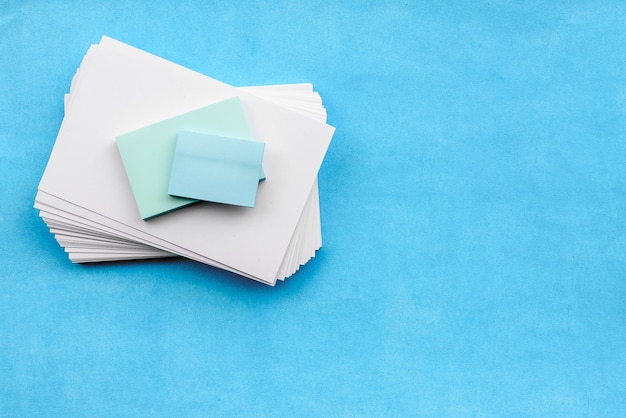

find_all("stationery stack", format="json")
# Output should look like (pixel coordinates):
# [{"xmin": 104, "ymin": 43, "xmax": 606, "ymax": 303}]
[{"xmin": 34, "ymin": 36, "xmax": 335, "ymax": 286}]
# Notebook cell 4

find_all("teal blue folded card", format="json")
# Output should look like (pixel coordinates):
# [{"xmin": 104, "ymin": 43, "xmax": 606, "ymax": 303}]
[{"xmin": 168, "ymin": 131, "xmax": 265, "ymax": 207}]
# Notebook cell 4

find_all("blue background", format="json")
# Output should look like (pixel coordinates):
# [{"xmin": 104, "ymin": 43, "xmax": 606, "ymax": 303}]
[{"xmin": 1, "ymin": 1, "xmax": 625, "ymax": 416}]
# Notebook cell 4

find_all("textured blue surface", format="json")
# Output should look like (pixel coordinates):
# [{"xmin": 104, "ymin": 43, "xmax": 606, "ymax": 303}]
[{"xmin": 1, "ymin": 1, "xmax": 626, "ymax": 416}]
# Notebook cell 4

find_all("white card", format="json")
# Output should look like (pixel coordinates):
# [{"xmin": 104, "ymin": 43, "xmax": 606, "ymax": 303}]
[{"xmin": 37, "ymin": 36, "xmax": 334, "ymax": 285}]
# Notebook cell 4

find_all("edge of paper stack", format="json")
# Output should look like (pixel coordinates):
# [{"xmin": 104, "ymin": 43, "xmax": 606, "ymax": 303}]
[{"xmin": 34, "ymin": 36, "xmax": 335, "ymax": 286}]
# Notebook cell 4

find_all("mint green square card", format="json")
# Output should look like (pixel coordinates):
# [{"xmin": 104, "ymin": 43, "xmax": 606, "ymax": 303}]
[
  {"xmin": 168, "ymin": 131, "xmax": 265, "ymax": 207},
  {"xmin": 116, "ymin": 97, "xmax": 264, "ymax": 220}
]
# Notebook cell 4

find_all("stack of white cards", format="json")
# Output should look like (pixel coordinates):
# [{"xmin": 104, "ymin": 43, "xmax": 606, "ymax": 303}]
[{"xmin": 34, "ymin": 36, "xmax": 335, "ymax": 286}]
